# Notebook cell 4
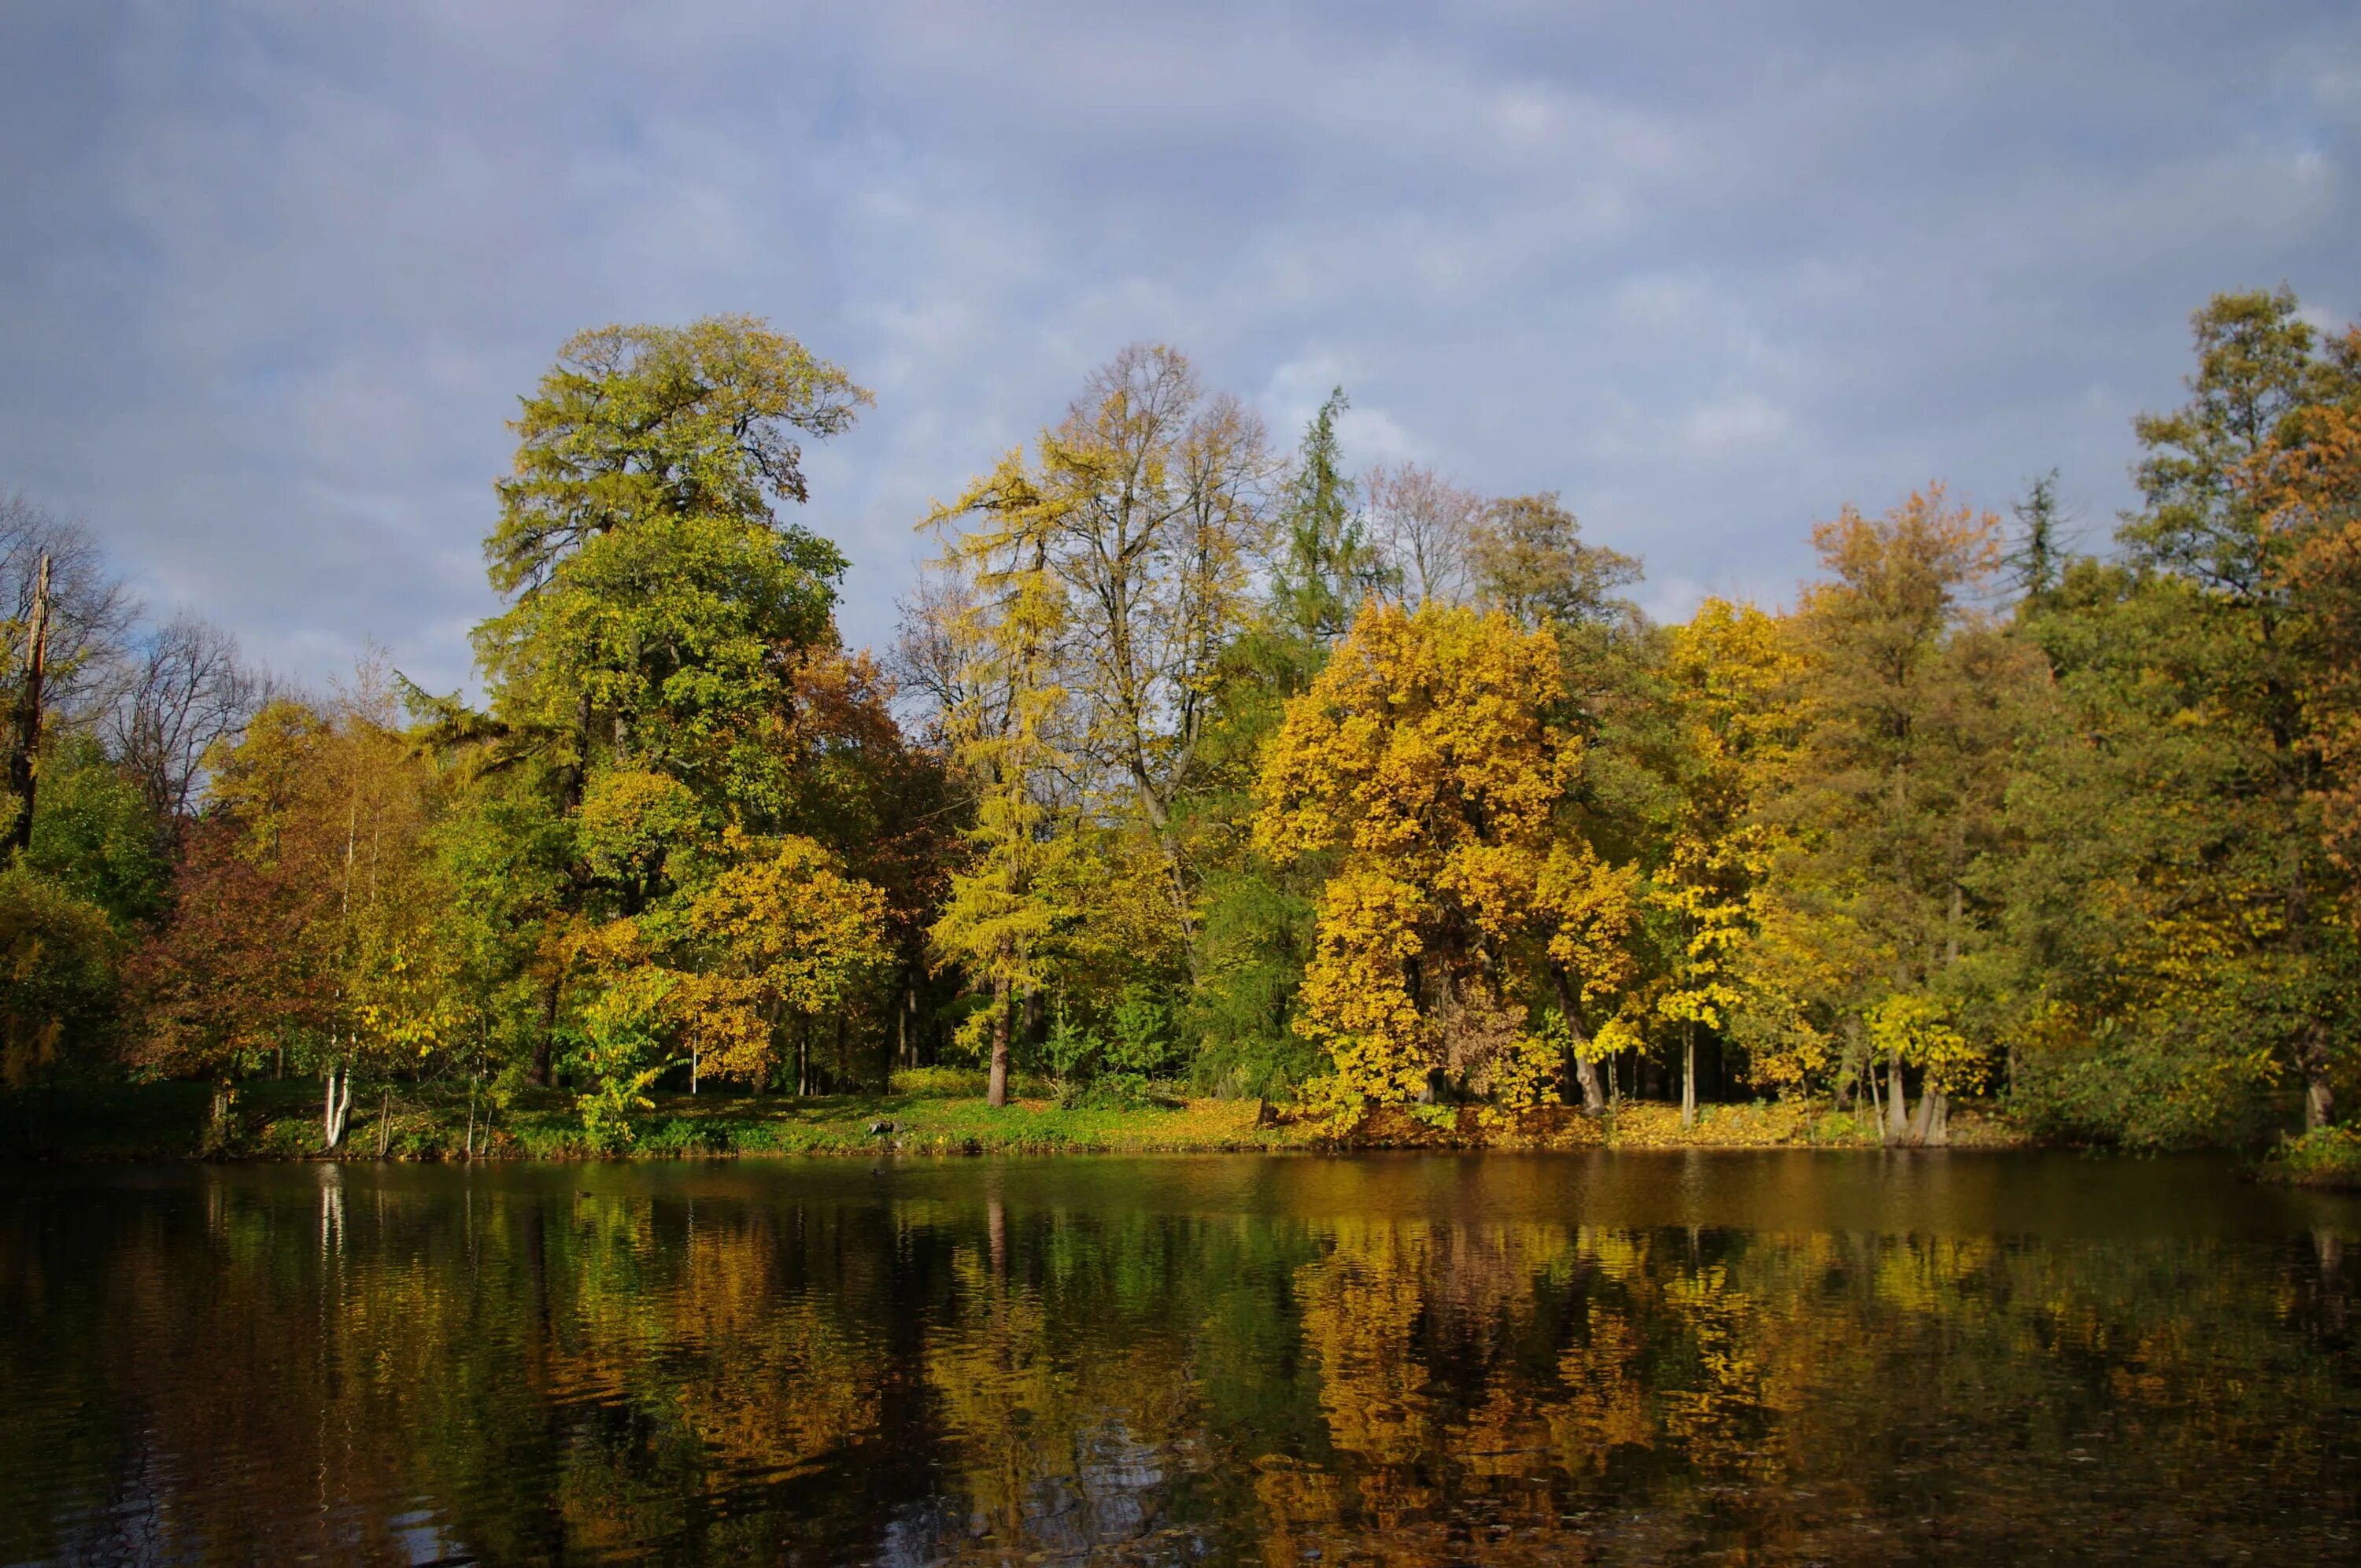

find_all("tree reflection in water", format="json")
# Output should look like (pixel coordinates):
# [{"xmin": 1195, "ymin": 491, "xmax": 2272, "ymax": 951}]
[{"xmin": 1, "ymin": 1154, "xmax": 2354, "ymax": 1565}]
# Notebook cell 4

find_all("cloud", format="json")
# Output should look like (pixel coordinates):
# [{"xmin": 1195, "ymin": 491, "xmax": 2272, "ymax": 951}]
[{"xmin": 0, "ymin": 0, "xmax": 2355, "ymax": 697}]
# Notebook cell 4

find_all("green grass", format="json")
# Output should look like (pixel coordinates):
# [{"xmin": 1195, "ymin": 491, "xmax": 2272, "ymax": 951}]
[
  {"xmin": 0, "ymin": 1079, "xmax": 2037, "ymax": 1163},
  {"xmin": 2257, "ymin": 1123, "xmax": 2361, "ymax": 1189},
  {"xmin": 0, "ymin": 1079, "xmax": 1321, "ymax": 1161}
]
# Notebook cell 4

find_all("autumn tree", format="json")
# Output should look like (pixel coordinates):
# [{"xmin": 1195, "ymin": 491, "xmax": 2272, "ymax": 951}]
[
  {"xmin": 922, "ymin": 455, "xmax": 1074, "ymax": 1106},
  {"xmin": 470, "ymin": 316, "xmax": 870, "ymax": 1081},
  {"xmin": 2006, "ymin": 292, "xmax": 2361, "ymax": 1141},
  {"xmin": 1254, "ymin": 602, "xmax": 1639, "ymax": 1119},
  {"xmin": 128, "ymin": 673, "xmax": 452, "ymax": 1145},
  {"xmin": 1023, "ymin": 345, "xmax": 1269, "ymax": 941},
  {"xmin": 1748, "ymin": 487, "xmax": 2044, "ymax": 1144},
  {"xmin": 669, "ymin": 830, "xmax": 889, "ymax": 1092},
  {"xmin": 1653, "ymin": 599, "xmax": 1792, "ymax": 1125}
]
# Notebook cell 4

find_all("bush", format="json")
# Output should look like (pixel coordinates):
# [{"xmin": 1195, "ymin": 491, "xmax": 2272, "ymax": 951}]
[
  {"xmin": 2265, "ymin": 1124, "xmax": 2361, "ymax": 1187},
  {"xmin": 889, "ymin": 1065, "xmax": 1052, "ymax": 1099},
  {"xmin": 891, "ymin": 1066, "xmax": 989, "ymax": 1098},
  {"xmin": 0, "ymin": 866, "xmax": 118, "ymax": 1087}
]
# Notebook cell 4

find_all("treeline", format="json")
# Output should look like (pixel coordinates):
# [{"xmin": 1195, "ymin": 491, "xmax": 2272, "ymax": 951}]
[{"xmin": 4, "ymin": 292, "xmax": 2358, "ymax": 1149}]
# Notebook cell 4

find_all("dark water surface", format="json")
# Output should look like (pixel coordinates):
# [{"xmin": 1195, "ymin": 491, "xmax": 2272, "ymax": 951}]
[{"xmin": 3, "ymin": 1152, "xmax": 2357, "ymax": 1566}]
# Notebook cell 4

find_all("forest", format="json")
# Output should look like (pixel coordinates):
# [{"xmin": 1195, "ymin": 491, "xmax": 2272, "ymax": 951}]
[{"xmin": 4, "ymin": 286, "xmax": 2359, "ymax": 1154}]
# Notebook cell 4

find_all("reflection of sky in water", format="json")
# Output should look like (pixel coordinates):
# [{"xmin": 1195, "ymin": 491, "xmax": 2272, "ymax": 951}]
[{"xmin": 1, "ymin": 1153, "xmax": 2355, "ymax": 1566}]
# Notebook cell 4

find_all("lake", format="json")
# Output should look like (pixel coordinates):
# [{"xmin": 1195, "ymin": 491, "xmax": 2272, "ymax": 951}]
[{"xmin": 2, "ymin": 1152, "xmax": 2355, "ymax": 1565}]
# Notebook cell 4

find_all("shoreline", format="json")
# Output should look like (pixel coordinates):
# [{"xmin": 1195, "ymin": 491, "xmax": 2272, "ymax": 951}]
[{"xmin": 1, "ymin": 1080, "xmax": 2054, "ymax": 1164}]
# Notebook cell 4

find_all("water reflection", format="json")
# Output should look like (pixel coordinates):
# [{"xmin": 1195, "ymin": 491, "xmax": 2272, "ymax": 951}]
[{"xmin": 1, "ymin": 1153, "xmax": 2355, "ymax": 1565}]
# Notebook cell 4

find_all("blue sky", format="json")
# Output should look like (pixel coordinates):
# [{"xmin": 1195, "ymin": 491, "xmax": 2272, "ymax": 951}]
[{"xmin": 2, "ymin": 1, "xmax": 2355, "ymax": 695}]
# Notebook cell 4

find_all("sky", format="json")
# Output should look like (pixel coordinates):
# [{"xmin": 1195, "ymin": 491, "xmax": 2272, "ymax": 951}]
[{"xmin": 2, "ymin": 0, "xmax": 2356, "ymax": 696}]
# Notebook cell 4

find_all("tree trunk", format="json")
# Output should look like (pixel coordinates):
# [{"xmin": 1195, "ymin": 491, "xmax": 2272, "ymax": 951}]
[
  {"xmin": 1680, "ymin": 1020, "xmax": 1698, "ymax": 1130},
  {"xmin": 1925, "ymin": 1089, "xmax": 1950, "ymax": 1147},
  {"xmin": 1567, "ymin": 1055, "xmax": 1601, "ymax": 1112},
  {"xmin": 533, "ymin": 974, "xmax": 561, "ymax": 1087},
  {"xmin": 1548, "ymin": 968, "xmax": 1607, "ymax": 1114},
  {"xmin": 1905, "ymin": 1082, "xmax": 1937, "ymax": 1146},
  {"xmin": 323, "ymin": 1060, "xmax": 353, "ymax": 1151},
  {"xmin": 2304, "ymin": 1020, "xmax": 2335, "ymax": 1131},
  {"xmin": 899, "ymin": 974, "xmax": 914, "ymax": 1069},
  {"xmin": 6, "ymin": 553, "xmax": 50, "ymax": 859},
  {"xmin": 1883, "ymin": 1052, "xmax": 1909, "ymax": 1146},
  {"xmin": 987, "ymin": 973, "xmax": 1011, "ymax": 1109}
]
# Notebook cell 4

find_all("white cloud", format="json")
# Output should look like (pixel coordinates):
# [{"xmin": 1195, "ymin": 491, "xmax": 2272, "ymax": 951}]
[{"xmin": 1681, "ymin": 393, "xmax": 1792, "ymax": 456}]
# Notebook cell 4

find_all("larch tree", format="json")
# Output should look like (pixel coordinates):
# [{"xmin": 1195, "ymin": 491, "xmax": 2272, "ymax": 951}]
[{"xmin": 923, "ymin": 455, "xmax": 1075, "ymax": 1107}]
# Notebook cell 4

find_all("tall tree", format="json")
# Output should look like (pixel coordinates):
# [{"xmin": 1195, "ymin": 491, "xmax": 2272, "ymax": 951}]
[
  {"xmin": 1653, "ymin": 599, "xmax": 1792, "ymax": 1126},
  {"xmin": 1254, "ymin": 602, "xmax": 1638, "ymax": 1120},
  {"xmin": 1747, "ymin": 487, "xmax": 2041, "ymax": 1144},
  {"xmin": 3, "ymin": 495, "xmax": 135, "ymax": 857},
  {"xmin": 1268, "ymin": 388, "xmax": 1390, "ymax": 659},
  {"xmin": 1041, "ymin": 345, "xmax": 1270, "ymax": 941},
  {"xmin": 922, "ymin": 456, "xmax": 1074, "ymax": 1107},
  {"xmin": 471, "ymin": 317, "xmax": 869, "ymax": 1081},
  {"xmin": 2012, "ymin": 293, "xmax": 2361, "ymax": 1138}
]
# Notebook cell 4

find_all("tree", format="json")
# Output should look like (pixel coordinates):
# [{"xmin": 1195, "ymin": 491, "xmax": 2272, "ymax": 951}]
[
  {"xmin": 1654, "ymin": 599, "xmax": 1792, "ymax": 1125},
  {"xmin": 2278, "ymin": 329, "xmax": 2361, "ymax": 873},
  {"xmin": 922, "ymin": 454, "xmax": 1074, "ymax": 1107},
  {"xmin": 24, "ymin": 734, "xmax": 171, "ymax": 928},
  {"xmin": 1470, "ymin": 493, "xmax": 1639, "ymax": 633},
  {"xmin": 0, "ymin": 866, "xmax": 116, "ymax": 1087},
  {"xmin": 471, "ymin": 316, "xmax": 870, "ymax": 1080},
  {"xmin": 106, "ymin": 614, "xmax": 262, "ymax": 833},
  {"xmin": 128, "ymin": 674, "xmax": 451, "ymax": 1146},
  {"xmin": 1746, "ymin": 487, "xmax": 2041, "ymax": 1144},
  {"xmin": 1268, "ymin": 388, "xmax": 1390, "ymax": 659},
  {"xmin": 3, "ymin": 494, "xmax": 135, "ymax": 857},
  {"xmin": 2006, "ymin": 470, "xmax": 2069, "ymax": 603},
  {"xmin": 1365, "ymin": 463, "xmax": 1481, "ymax": 608},
  {"xmin": 1254, "ymin": 602, "xmax": 1637, "ymax": 1119},
  {"xmin": 2008, "ymin": 291, "xmax": 2361, "ymax": 1140},
  {"xmin": 974, "ymin": 345, "xmax": 1273, "ymax": 948},
  {"xmin": 670, "ymin": 830, "xmax": 889, "ymax": 1092}
]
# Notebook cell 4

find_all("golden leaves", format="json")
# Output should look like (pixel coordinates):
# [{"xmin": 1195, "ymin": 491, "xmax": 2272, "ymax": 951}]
[{"xmin": 1256, "ymin": 602, "xmax": 1635, "ymax": 1111}]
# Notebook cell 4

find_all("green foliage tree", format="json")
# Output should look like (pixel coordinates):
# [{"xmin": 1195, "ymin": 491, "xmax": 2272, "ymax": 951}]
[
  {"xmin": 2005, "ymin": 290, "xmax": 2361, "ymax": 1141},
  {"xmin": 1742, "ymin": 487, "xmax": 2044, "ymax": 1145},
  {"xmin": 472, "ymin": 316, "xmax": 870, "ymax": 1081}
]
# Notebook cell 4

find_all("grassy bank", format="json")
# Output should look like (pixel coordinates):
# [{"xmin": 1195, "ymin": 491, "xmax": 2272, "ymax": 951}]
[
  {"xmin": 2256, "ymin": 1125, "xmax": 2361, "ymax": 1190},
  {"xmin": 1, "ymin": 1079, "xmax": 2041, "ymax": 1162}
]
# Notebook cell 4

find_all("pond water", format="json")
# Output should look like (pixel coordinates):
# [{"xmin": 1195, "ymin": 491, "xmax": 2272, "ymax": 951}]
[{"xmin": 2, "ymin": 1152, "xmax": 2356, "ymax": 1566}]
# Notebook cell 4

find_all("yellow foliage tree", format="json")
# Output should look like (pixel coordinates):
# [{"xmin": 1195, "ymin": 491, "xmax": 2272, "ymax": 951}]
[
  {"xmin": 1254, "ymin": 602, "xmax": 1639, "ymax": 1118},
  {"xmin": 1654, "ymin": 598, "xmax": 1795, "ymax": 1124},
  {"xmin": 922, "ymin": 453, "xmax": 1075, "ymax": 1106},
  {"xmin": 672, "ymin": 830, "xmax": 889, "ymax": 1090}
]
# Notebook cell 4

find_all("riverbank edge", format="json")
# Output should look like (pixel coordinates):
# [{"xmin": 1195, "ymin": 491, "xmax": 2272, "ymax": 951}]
[
  {"xmin": 2251, "ymin": 1126, "xmax": 2361, "ymax": 1190},
  {"xmin": 1, "ymin": 1081, "xmax": 2053, "ymax": 1163}
]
